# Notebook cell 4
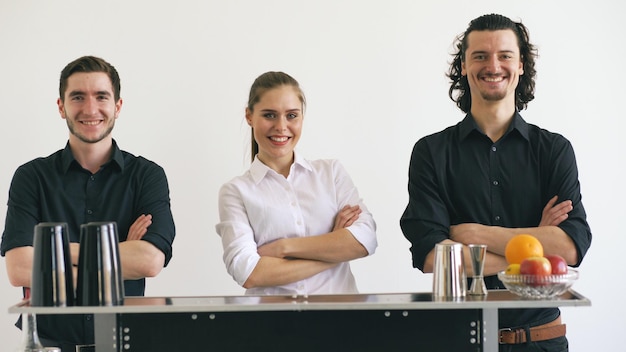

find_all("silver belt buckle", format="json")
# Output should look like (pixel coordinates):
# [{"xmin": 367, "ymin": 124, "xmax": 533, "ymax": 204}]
[
  {"xmin": 75, "ymin": 344, "xmax": 96, "ymax": 352},
  {"xmin": 498, "ymin": 327, "xmax": 512, "ymax": 344}
]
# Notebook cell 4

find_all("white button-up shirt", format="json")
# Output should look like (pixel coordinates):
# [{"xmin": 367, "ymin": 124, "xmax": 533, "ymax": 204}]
[{"xmin": 216, "ymin": 153, "xmax": 377, "ymax": 295}]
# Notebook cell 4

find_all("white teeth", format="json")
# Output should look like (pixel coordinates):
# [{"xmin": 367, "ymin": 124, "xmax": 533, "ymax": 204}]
[
  {"xmin": 81, "ymin": 121, "xmax": 101, "ymax": 125},
  {"xmin": 484, "ymin": 77, "xmax": 504, "ymax": 82},
  {"xmin": 270, "ymin": 136, "xmax": 288, "ymax": 142}
]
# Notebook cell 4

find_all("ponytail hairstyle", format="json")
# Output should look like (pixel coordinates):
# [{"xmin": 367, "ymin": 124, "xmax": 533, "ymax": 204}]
[{"xmin": 247, "ymin": 71, "xmax": 306, "ymax": 162}]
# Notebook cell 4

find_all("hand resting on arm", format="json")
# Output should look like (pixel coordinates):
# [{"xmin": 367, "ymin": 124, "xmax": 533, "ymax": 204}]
[
  {"xmin": 243, "ymin": 205, "xmax": 368, "ymax": 289},
  {"xmin": 423, "ymin": 196, "xmax": 576, "ymax": 275}
]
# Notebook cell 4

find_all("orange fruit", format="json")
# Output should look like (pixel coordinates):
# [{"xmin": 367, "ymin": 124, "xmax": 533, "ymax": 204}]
[{"xmin": 504, "ymin": 234, "xmax": 543, "ymax": 264}]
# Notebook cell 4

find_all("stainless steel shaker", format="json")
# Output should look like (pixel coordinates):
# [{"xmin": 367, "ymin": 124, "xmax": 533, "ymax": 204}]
[
  {"xmin": 30, "ymin": 222, "xmax": 74, "ymax": 307},
  {"xmin": 21, "ymin": 223, "xmax": 69, "ymax": 352},
  {"xmin": 432, "ymin": 243, "xmax": 467, "ymax": 300},
  {"xmin": 76, "ymin": 221, "xmax": 124, "ymax": 306}
]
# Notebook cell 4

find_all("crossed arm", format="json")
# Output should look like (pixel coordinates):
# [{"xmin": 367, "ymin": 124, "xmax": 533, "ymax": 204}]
[
  {"xmin": 243, "ymin": 205, "xmax": 368, "ymax": 289},
  {"xmin": 423, "ymin": 196, "xmax": 578, "ymax": 276},
  {"xmin": 5, "ymin": 214, "xmax": 164, "ymax": 288}
]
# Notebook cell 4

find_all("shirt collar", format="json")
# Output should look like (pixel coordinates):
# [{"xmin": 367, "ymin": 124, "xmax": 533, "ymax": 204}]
[
  {"xmin": 459, "ymin": 111, "xmax": 530, "ymax": 142},
  {"xmin": 249, "ymin": 151, "xmax": 312, "ymax": 184},
  {"xmin": 61, "ymin": 139, "xmax": 124, "ymax": 173}
]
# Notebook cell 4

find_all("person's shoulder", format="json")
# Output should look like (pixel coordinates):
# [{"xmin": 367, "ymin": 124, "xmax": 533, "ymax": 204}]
[
  {"xmin": 218, "ymin": 170, "xmax": 255, "ymax": 196},
  {"xmin": 303, "ymin": 158, "xmax": 355, "ymax": 180},
  {"xmin": 220, "ymin": 163, "xmax": 258, "ymax": 188},
  {"xmin": 222, "ymin": 170, "xmax": 252, "ymax": 185},
  {"xmin": 411, "ymin": 123, "xmax": 461, "ymax": 153},
  {"xmin": 303, "ymin": 157, "xmax": 342, "ymax": 172},
  {"xmin": 425, "ymin": 125, "xmax": 457, "ymax": 139},
  {"xmin": 523, "ymin": 123, "xmax": 577, "ymax": 160},
  {"xmin": 121, "ymin": 150, "xmax": 165, "ymax": 170},
  {"xmin": 15, "ymin": 149, "xmax": 63, "ymax": 172},
  {"xmin": 526, "ymin": 123, "xmax": 571, "ymax": 145},
  {"xmin": 416, "ymin": 120, "xmax": 462, "ymax": 143}
]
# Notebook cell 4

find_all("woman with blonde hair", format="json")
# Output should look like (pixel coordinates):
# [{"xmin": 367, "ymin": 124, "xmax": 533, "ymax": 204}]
[{"xmin": 216, "ymin": 71, "xmax": 377, "ymax": 295}]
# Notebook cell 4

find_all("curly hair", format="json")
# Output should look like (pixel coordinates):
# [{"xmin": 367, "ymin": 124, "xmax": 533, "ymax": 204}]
[{"xmin": 447, "ymin": 14, "xmax": 538, "ymax": 113}]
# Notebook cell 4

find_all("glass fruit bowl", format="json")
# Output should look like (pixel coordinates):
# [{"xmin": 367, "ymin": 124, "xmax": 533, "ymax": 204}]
[{"xmin": 497, "ymin": 268, "xmax": 578, "ymax": 299}]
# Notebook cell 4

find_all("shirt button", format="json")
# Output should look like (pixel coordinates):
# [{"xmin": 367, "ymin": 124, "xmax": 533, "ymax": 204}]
[
  {"xmin": 491, "ymin": 146, "xmax": 497, "ymax": 152},
  {"xmin": 495, "ymin": 216, "xmax": 501, "ymax": 221},
  {"xmin": 492, "ymin": 180, "xmax": 499, "ymax": 186},
  {"xmin": 87, "ymin": 209, "xmax": 93, "ymax": 215},
  {"xmin": 90, "ymin": 176, "xmax": 95, "ymax": 181},
  {"xmin": 85, "ymin": 315, "xmax": 92, "ymax": 321}
]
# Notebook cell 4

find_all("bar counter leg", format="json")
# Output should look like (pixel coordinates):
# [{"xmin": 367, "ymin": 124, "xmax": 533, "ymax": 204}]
[
  {"xmin": 483, "ymin": 308, "xmax": 498, "ymax": 352},
  {"xmin": 95, "ymin": 313, "xmax": 118, "ymax": 352}
]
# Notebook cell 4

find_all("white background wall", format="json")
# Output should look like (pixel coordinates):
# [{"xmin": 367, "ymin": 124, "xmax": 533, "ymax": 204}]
[{"xmin": 1, "ymin": 1, "xmax": 623, "ymax": 351}]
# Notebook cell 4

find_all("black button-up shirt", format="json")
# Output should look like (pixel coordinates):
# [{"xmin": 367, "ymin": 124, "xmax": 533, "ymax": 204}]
[
  {"xmin": 1, "ymin": 140, "xmax": 176, "ymax": 344},
  {"xmin": 400, "ymin": 112, "xmax": 592, "ymax": 328}
]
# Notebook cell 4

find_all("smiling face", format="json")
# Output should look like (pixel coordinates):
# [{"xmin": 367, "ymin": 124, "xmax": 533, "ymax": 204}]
[
  {"xmin": 58, "ymin": 72, "xmax": 122, "ymax": 145},
  {"xmin": 461, "ymin": 29, "xmax": 524, "ymax": 109},
  {"xmin": 246, "ymin": 85, "xmax": 303, "ymax": 173}
]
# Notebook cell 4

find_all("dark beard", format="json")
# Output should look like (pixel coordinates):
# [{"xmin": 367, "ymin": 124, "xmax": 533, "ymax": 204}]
[
  {"xmin": 67, "ymin": 119, "xmax": 115, "ymax": 144},
  {"xmin": 480, "ymin": 90, "xmax": 507, "ymax": 102}
]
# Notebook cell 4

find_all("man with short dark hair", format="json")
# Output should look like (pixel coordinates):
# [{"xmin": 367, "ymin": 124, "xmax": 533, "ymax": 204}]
[{"xmin": 1, "ymin": 56, "xmax": 176, "ymax": 351}]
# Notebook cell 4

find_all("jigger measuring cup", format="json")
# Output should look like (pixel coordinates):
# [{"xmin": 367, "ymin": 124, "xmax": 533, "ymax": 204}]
[
  {"xmin": 76, "ymin": 221, "xmax": 124, "ymax": 306},
  {"xmin": 30, "ymin": 222, "xmax": 74, "ymax": 307},
  {"xmin": 432, "ymin": 243, "xmax": 467, "ymax": 300},
  {"xmin": 468, "ymin": 244, "xmax": 488, "ymax": 296}
]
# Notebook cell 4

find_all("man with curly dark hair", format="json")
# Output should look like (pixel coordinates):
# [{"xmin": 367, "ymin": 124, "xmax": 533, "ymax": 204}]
[
  {"xmin": 401, "ymin": 14, "xmax": 591, "ymax": 351},
  {"xmin": 447, "ymin": 14, "xmax": 537, "ymax": 113}
]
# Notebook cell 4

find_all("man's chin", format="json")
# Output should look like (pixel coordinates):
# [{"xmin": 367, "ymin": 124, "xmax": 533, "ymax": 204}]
[
  {"xmin": 481, "ymin": 92, "xmax": 507, "ymax": 102},
  {"xmin": 70, "ymin": 127, "xmax": 114, "ymax": 144},
  {"xmin": 71, "ymin": 132, "xmax": 112, "ymax": 144}
]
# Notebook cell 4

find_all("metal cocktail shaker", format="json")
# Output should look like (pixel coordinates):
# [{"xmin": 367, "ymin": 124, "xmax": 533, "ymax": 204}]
[
  {"xmin": 20, "ymin": 223, "xmax": 69, "ymax": 352},
  {"xmin": 76, "ymin": 221, "xmax": 124, "ymax": 306},
  {"xmin": 30, "ymin": 222, "xmax": 74, "ymax": 307},
  {"xmin": 432, "ymin": 243, "xmax": 467, "ymax": 300}
]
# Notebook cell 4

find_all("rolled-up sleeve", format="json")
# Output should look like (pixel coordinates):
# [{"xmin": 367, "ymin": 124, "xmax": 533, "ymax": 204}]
[
  {"xmin": 215, "ymin": 182, "xmax": 261, "ymax": 286},
  {"xmin": 137, "ymin": 163, "xmax": 176, "ymax": 267},
  {"xmin": 333, "ymin": 160, "xmax": 378, "ymax": 255},
  {"xmin": 548, "ymin": 138, "xmax": 592, "ymax": 266}
]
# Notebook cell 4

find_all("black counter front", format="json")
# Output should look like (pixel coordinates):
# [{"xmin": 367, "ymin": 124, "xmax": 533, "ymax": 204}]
[{"xmin": 10, "ymin": 290, "xmax": 591, "ymax": 352}]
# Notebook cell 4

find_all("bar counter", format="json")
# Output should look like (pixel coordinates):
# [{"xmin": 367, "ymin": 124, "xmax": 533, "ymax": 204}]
[{"xmin": 10, "ymin": 289, "xmax": 590, "ymax": 352}]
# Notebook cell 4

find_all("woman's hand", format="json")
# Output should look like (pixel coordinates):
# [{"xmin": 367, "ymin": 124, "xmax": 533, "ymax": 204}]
[
  {"xmin": 333, "ymin": 205, "xmax": 361, "ymax": 231},
  {"xmin": 257, "ymin": 239, "xmax": 285, "ymax": 259}
]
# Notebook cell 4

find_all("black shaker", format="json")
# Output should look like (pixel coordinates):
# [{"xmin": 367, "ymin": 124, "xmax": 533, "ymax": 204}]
[{"xmin": 76, "ymin": 221, "xmax": 124, "ymax": 306}]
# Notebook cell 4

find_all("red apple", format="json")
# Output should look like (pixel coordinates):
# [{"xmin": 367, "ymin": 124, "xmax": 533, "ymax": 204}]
[
  {"xmin": 520, "ymin": 256, "xmax": 552, "ymax": 276},
  {"xmin": 545, "ymin": 254, "xmax": 568, "ymax": 275}
]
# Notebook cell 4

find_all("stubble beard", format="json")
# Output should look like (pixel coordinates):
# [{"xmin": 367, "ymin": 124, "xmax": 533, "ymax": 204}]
[{"xmin": 66, "ymin": 115, "xmax": 115, "ymax": 144}]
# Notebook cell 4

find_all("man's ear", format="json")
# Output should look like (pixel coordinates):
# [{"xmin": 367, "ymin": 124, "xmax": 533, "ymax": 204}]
[
  {"xmin": 57, "ymin": 98, "xmax": 66, "ymax": 119},
  {"xmin": 114, "ymin": 98, "xmax": 123, "ymax": 119}
]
